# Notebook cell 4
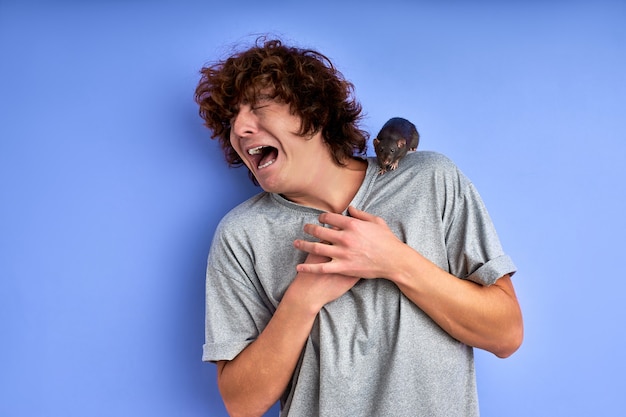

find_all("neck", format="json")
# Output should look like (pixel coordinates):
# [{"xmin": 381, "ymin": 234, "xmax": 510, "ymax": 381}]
[{"xmin": 282, "ymin": 157, "xmax": 368, "ymax": 213}]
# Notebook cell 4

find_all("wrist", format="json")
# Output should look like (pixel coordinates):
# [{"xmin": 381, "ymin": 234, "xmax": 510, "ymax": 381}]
[
  {"xmin": 281, "ymin": 280, "xmax": 323, "ymax": 318},
  {"xmin": 386, "ymin": 244, "xmax": 428, "ymax": 287}
]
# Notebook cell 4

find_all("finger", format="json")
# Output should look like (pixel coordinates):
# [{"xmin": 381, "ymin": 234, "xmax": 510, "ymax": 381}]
[
  {"xmin": 318, "ymin": 212, "xmax": 354, "ymax": 230},
  {"xmin": 295, "ymin": 262, "xmax": 326, "ymax": 274},
  {"xmin": 297, "ymin": 262, "xmax": 363, "ymax": 281},
  {"xmin": 347, "ymin": 206, "xmax": 382, "ymax": 223},
  {"xmin": 296, "ymin": 260, "xmax": 340, "ymax": 275},
  {"xmin": 294, "ymin": 239, "xmax": 338, "ymax": 258},
  {"xmin": 302, "ymin": 223, "xmax": 338, "ymax": 242}
]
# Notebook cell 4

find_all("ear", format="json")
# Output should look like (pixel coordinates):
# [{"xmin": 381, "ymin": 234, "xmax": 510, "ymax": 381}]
[
  {"xmin": 373, "ymin": 138, "xmax": 380, "ymax": 146},
  {"xmin": 397, "ymin": 138, "xmax": 406, "ymax": 148}
]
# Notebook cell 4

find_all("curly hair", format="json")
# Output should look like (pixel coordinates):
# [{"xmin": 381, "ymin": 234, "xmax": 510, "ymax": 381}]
[{"xmin": 194, "ymin": 37, "xmax": 368, "ymax": 181}]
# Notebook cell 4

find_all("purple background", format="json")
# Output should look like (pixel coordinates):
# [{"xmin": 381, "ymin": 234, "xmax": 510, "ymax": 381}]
[{"xmin": 2, "ymin": 1, "xmax": 625, "ymax": 416}]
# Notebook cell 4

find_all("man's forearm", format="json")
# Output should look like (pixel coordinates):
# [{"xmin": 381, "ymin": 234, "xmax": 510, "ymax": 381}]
[
  {"xmin": 216, "ymin": 252, "xmax": 361, "ymax": 416},
  {"xmin": 217, "ymin": 295, "xmax": 318, "ymax": 417},
  {"xmin": 390, "ymin": 245, "xmax": 523, "ymax": 358}
]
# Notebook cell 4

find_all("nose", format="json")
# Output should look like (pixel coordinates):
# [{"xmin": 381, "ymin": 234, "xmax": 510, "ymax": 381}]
[{"xmin": 231, "ymin": 105, "xmax": 257, "ymax": 138}]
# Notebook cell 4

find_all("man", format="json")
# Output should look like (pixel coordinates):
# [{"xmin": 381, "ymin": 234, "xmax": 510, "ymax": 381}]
[{"xmin": 195, "ymin": 37, "xmax": 523, "ymax": 417}]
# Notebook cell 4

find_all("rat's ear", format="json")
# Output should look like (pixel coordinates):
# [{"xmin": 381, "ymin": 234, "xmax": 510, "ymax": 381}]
[
  {"xmin": 373, "ymin": 138, "xmax": 380, "ymax": 146},
  {"xmin": 397, "ymin": 139, "xmax": 406, "ymax": 148}
]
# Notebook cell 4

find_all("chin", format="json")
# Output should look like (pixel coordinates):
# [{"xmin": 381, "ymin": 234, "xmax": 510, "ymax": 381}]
[{"xmin": 256, "ymin": 178, "xmax": 280, "ymax": 194}]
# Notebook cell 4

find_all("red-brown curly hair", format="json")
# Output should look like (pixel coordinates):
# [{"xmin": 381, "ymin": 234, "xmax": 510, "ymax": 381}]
[{"xmin": 194, "ymin": 37, "xmax": 368, "ymax": 181}]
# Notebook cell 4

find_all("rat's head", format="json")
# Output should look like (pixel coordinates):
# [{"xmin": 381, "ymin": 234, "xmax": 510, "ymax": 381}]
[
  {"xmin": 195, "ymin": 36, "xmax": 368, "ymax": 183},
  {"xmin": 373, "ymin": 132, "xmax": 408, "ymax": 167}
]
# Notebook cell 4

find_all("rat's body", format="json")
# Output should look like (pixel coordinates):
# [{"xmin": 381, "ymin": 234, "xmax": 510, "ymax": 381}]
[{"xmin": 373, "ymin": 117, "xmax": 420, "ymax": 174}]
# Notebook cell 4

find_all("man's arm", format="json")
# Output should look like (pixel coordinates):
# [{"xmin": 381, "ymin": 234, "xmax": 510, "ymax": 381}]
[
  {"xmin": 390, "ymin": 258, "xmax": 522, "ymax": 358},
  {"xmin": 216, "ymin": 253, "xmax": 359, "ymax": 417},
  {"xmin": 294, "ymin": 206, "xmax": 523, "ymax": 358}
]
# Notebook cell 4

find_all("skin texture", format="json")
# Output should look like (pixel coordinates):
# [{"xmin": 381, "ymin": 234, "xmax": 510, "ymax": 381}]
[
  {"xmin": 228, "ymin": 98, "xmax": 367, "ymax": 212},
  {"xmin": 214, "ymin": 97, "xmax": 523, "ymax": 417}
]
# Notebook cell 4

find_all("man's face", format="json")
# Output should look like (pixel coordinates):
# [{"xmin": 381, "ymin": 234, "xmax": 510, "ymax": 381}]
[{"xmin": 229, "ymin": 96, "xmax": 329, "ymax": 198}]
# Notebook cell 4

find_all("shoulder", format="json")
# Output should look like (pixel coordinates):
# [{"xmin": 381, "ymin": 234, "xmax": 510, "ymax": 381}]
[
  {"xmin": 408, "ymin": 151, "xmax": 471, "ymax": 186},
  {"xmin": 212, "ymin": 191, "xmax": 321, "ymax": 246},
  {"xmin": 367, "ymin": 151, "xmax": 475, "ymax": 216},
  {"xmin": 376, "ymin": 151, "xmax": 468, "ymax": 188},
  {"xmin": 403, "ymin": 151, "xmax": 460, "ymax": 173},
  {"xmin": 207, "ymin": 192, "xmax": 278, "ymax": 267},
  {"xmin": 214, "ymin": 192, "xmax": 274, "ymax": 238},
  {"xmin": 223, "ymin": 192, "xmax": 272, "ymax": 219}
]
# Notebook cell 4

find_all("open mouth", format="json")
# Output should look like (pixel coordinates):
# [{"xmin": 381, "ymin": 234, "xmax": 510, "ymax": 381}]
[{"xmin": 248, "ymin": 145, "xmax": 278, "ymax": 169}]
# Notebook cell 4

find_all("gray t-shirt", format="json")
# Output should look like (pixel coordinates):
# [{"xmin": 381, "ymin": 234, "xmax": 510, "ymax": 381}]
[{"xmin": 203, "ymin": 151, "xmax": 516, "ymax": 416}]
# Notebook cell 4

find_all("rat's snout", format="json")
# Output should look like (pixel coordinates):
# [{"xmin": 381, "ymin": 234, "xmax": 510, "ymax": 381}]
[{"xmin": 379, "ymin": 156, "xmax": 393, "ymax": 167}]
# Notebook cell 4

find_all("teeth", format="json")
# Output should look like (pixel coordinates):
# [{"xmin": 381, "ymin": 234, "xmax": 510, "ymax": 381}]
[
  {"xmin": 248, "ymin": 146, "xmax": 265, "ymax": 155},
  {"xmin": 247, "ymin": 145, "xmax": 276, "ymax": 169},
  {"xmin": 258, "ymin": 159, "xmax": 275, "ymax": 169}
]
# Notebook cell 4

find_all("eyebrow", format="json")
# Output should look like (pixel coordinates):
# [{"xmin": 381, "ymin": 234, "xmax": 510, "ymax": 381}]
[{"xmin": 255, "ymin": 93, "xmax": 275, "ymax": 102}]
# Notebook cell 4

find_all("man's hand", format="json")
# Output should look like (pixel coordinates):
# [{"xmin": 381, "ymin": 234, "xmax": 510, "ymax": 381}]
[
  {"xmin": 287, "ymin": 251, "xmax": 360, "ymax": 314},
  {"xmin": 294, "ymin": 206, "xmax": 524, "ymax": 358},
  {"xmin": 294, "ymin": 206, "xmax": 402, "ymax": 280}
]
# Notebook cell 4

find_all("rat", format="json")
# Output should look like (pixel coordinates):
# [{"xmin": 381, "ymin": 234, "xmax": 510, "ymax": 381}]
[{"xmin": 373, "ymin": 117, "xmax": 420, "ymax": 174}]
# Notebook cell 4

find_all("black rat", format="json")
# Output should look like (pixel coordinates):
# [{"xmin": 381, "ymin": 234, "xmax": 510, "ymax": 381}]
[{"xmin": 373, "ymin": 117, "xmax": 420, "ymax": 174}]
